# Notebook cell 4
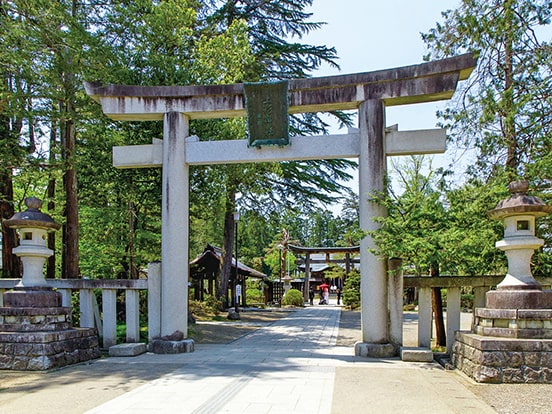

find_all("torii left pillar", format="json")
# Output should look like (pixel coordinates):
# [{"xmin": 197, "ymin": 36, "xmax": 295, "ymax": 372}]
[
  {"xmin": 160, "ymin": 112, "xmax": 189, "ymax": 337},
  {"xmin": 145, "ymin": 111, "xmax": 195, "ymax": 353}
]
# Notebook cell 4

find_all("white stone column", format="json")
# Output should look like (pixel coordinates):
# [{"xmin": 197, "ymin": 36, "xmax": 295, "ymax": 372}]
[
  {"xmin": 446, "ymin": 287, "xmax": 461, "ymax": 353},
  {"xmin": 388, "ymin": 258, "xmax": 403, "ymax": 347},
  {"xmin": 126, "ymin": 289, "xmax": 140, "ymax": 343},
  {"xmin": 102, "ymin": 289, "xmax": 117, "ymax": 348},
  {"xmin": 304, "ymin": 254, "xmax": 311, "ymax": 303},
  {"xmin": 79, "ymin": 289, "xmax": 95, "ymax": 328},
  {"xmin": 161, "ymin": 112, "xmax": 189, "ymax": 337},
  {"xmin": 148, "ymin": 262, "xmax": 162, "ymax": 341},
  {"xmin": 418, "ymin": 287, "xmax": 432, "ymax": 348},
  {"xmin": 59, "ymin": 289, "xmax": 72, "ymax": 307},
  {"xmin": 356, "ymin": 99, "xmax": 392, "ymax": 356}
]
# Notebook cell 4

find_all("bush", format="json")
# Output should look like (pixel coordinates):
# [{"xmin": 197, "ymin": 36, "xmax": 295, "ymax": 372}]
[
  {"xmin": 282, "ymin": 288, "xmax": 304, "ymax": 307},
  {"xmin": 189, "ymin": 295, "xmax": 222, "ymax": 318},
  {"xmin": 246, "ymin": 280, "xmax": 265, "ymax": 304},
  {"xmin": 343, "ymin": 270, "xmax": 361, "ymax": 309}
]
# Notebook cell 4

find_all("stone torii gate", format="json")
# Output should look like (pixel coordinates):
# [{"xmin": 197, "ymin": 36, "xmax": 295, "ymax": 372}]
[{"xmin": 85, "ymin": 53, "xmax": 476, "ymax": 357}]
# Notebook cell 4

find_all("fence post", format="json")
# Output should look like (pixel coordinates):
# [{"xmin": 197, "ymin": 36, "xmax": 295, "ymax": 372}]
[
  {"xmin": 446, "ymin": 287, "xmax": 461, "ymax": 354},
  {"xmin": 473, "ymin": 286, "xmax": 487, "ymax": 309},
  {"xmin": 148, "ymin": 262, "xmax": 162, "ymax": 341},
  {"xmin": 418, "ymin": 287, "xmax": 432, "ymax": 348},
  {"xmin": 79, "ymin": 289, "xmax": 95, "ymax": 328},
  {"xmin": 58, "ymin": 289, "xmax": 72, "ymax": 307},
  {"xmin": 388, "ymin": 258, "xmax": 403, "ymax": 347},
  {"xmin": 102, "ymin": 289, "xmax": 117, "ymax": 348},
  {"xmin": 126, "ymin": 289, "xmax": 140, "ymax": 343}
]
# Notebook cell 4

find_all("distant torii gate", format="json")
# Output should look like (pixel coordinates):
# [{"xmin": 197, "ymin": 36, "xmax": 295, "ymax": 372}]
[{"xmin": 85, "ymin": 53, "xmax": 476, "ymax": 357}]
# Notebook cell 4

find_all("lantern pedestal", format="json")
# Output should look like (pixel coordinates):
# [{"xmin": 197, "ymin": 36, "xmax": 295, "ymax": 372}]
[
  {"xmin": 0, "ymin": 198, "xmax": 100, "ymax": 370},
  {"xmin": 453, "ymin": 182, "xmax": 552, "ymax": 383}
]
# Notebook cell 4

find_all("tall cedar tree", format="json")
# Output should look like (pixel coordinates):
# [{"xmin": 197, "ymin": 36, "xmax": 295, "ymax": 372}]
[{"xmin": 201, "ymin": 0, "xmax": 355, "ymax": 306}]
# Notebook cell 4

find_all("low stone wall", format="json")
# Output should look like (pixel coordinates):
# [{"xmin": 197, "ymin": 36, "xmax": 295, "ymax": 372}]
[
  {"xmin": 452, "ymin": 331, "xmax": 552, "ymax": 383},
  {"xmin": 0, "ymin": 328, "xmax": 100, "ymax": 370}
]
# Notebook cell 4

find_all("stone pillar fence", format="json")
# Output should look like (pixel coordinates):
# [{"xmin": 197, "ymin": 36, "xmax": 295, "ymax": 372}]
[
  {"xmin": 403, "ymin": 275, "xmax": 552, "ymax": 353},
  {"xmin": 2, "ymin": 267, "xmax": 551, "ymax": 352}
]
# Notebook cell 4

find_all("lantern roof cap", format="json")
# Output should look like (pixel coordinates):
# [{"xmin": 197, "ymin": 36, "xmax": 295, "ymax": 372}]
[
  {"xmin": 3, "ymin": 197, "xmax": 60, "ymax": 231},
  {"xmin": 489, "ymin": 181, "xmax": 552, "ymax": 220}
]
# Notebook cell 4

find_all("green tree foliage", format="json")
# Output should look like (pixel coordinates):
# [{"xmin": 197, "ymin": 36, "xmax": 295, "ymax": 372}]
[
  {"xmin": 422, "ymin": 0, "xmax": 552, "ymax": 279},
  {"xmin": 422, "ymin": 0, "xmax": 552, "ymax": 181},
  {"xmin": 372, "ymin": 157, "xmax": 449, "ymax": 275},
  {"xmin": 342, "ymin": 270, "xmax": 360, "ymax": 310},
  {"xmin": 372, "ymin": 156, "xmax": 507, "ymax": 346}
]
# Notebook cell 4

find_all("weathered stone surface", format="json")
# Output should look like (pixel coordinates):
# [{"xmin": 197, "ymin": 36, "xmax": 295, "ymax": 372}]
[
  {"xmin": 542, "ymin": 367, "xmax": 552, "ymax": 382},
  {"xmin": 354, "ymin": 342, "xmax": 396, "ymax": 358},
  {"xmin": 109, "ymin": 343, "xmax": 147, "ymax": 357},
  {"xmin": 227, "ymin": 309, "xmax": 241, "ymax": 320},
  {"xmin": 486, "ymin": 290, "xmax": 552, "ymax": 309},
  {"xmin": 3, "ymin": 289, "xmax": 61, "ymax": 307},
  {"xmin": 524, "ymin": 366, "xmax": 542, "ymax": 383},
  {"xmin": 148, "ymin": 339, "xmax": 194, "ymax": 354},
  {"xmin": 506, "ymin": 351, "xmax": 524, "ymax": 367},
  {"xmin": 400, "ymin": 347, "xmax": 434, "ymax": 362},
  {"xmin": 453, "ymin": 331, "xmax": 552, "ymax": 383},
  {"xmin": 503, "ymin": 368, "xmax": 523, "ymax": 383},
  {"xmin": 0, "ymin": 326, "xmax": 100, "ymax": 370},
  {"xmin": 525, "ymin": 352, "xmax": 541, "ymax": 366},
  {"xmin": 474, "ymin": 365, "xmax": 501, "ymax": 383}
]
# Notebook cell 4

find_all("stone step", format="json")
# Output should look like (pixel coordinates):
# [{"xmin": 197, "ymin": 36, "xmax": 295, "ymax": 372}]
[
  {"xmin": 400, "ymin": 347, "xmax": 434, "ymax": 362},
  {"xmin": 109, "ymin": 343, "xmax": 147, "ymax": 357},
  {"xmin": 0, "ymin": 322, "xmax": 72, "ymax": 332}
]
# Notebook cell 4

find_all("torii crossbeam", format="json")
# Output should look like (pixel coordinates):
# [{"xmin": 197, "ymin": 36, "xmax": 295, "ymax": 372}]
[{"xmin": 85, "ymin": 53, "xmax": 476, "ymax": 356}]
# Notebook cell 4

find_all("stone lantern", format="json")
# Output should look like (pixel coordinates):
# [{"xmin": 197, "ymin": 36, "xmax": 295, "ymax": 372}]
[
  {"xmin": 487, "ymin": 180, "xmax": 552, "ymax": 308},
  {"xmin": 452, "ymin": 181, "xmax": 552, "ymax": 383},
  {"xmin": 7, "ymin": 197, "xmax": 59, "ymax": 283},
  {"xmin": 283, "ymin": 274, "xmax": 292, "ymax": 295},
  {"xmin": 0, "ymin": 197, "xmax": 100, "ymax": 370}
]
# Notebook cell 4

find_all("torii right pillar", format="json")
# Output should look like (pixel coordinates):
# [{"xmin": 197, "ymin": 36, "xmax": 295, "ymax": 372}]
[{"xmin": 355, "ymin": 99, "xmax": 396, "ymax": 357}]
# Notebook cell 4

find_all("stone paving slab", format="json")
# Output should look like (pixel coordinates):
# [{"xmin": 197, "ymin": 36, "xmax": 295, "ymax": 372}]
[
  {"xmin": 83, "ymin": 307, "xmax": 496, "ymax": 414},
  {"xmin": 0, "ymin": 305, "xmax": 502, "ymax": 414}
]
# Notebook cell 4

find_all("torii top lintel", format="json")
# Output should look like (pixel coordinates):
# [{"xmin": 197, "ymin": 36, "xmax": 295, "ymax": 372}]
[{"xmin": 84, "ymin": 53, "xmax": 476, "ymax": 121}]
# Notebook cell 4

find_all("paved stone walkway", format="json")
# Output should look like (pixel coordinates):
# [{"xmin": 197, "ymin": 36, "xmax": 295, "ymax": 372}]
[{"xmin": 85, "ymin": 306, "xmax": 496, "ymax": 414}]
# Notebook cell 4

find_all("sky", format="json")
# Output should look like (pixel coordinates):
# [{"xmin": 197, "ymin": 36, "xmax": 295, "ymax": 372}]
[
  {"xmin": 304, "ymin": 0, "xmax": 461, "ymax": 130},
  {"xmin": 301, "ymin": 0, "xmax": 471, "ymax": 207}
]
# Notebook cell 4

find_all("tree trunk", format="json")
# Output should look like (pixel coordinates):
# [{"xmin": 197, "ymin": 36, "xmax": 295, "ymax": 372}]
[
  {"xmin": 217, "ymin": 191, "xmax": 236, "ymax": 309},
  {"xmin": 46, "ymin": 123, "xmax": 57, "ymax": 279},
  {"xmin": 128, "ymin": 200, "xmax": 138, "ymax": 279},
  {"xmin": 430, "ymin": 263, "xmax": 446, "ymax": 347},
  {"xmin": 503, "ymin": 0, "xmax": 517, "ymax": 176},
  {"xmin": 60, "ymin": 2, "xmax": 79, "ymax": 279},
  {"xmin": 0, "ymin": 88, "xmax": 21, "ymax": 277},
  {"xmin": 0, "ymin": 169, "xmax": 20, "ymax": 278},
  {"xmin": 61, "ymin": 109, "xmax": 79, "ymax": 278}
]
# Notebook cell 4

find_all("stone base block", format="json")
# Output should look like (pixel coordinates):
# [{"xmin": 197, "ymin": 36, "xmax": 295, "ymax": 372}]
[
  {"xmin": 4, "ymin": 288, "xmax": 61, "ymax": 308},
  {"xmin": 474, "ymin": 307, "xmax": 552, "ymax": 339},
  {"xmin": 400, "ymin": 347, "xmax": 434, "ymax": 362},
  {"xmin": 0, "ymin": 328, "xmax": 100, "ymax": 370},
  {"xmin": 452, "ymin": 331, "xmax": 552, "ymax": 383},
  {"xmin": 486, "ymin": 289, "xmax": 552, "ymax": 309},
  {"xmin": 0, "ymin": 306, "xmax": 72, "ymax": 332},
  {"xmin": 109, "ymin": 343, "xmax": 147, "ymax": 357},
  {"xmin": 148, "ymin": 338, "xmax": 195, "ymax": 354},
  {"xmin": 354, "ymin": 341, "xmax": 396, "ymax": 358},
  {"xmin": 227, "ymin": 309, "xmax": 241, "ymax": 320}
]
